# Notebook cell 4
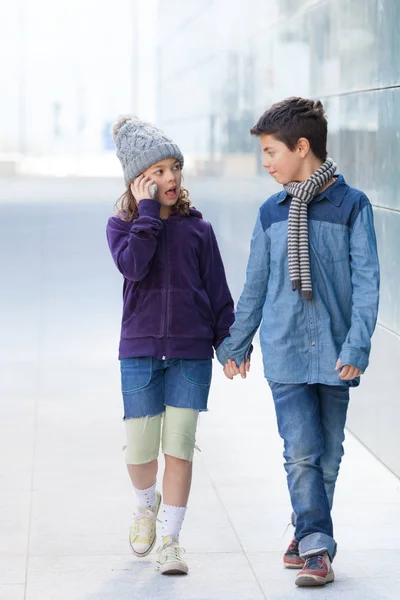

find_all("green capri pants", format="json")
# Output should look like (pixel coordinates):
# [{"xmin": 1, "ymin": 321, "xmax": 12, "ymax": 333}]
[{"xmin": 125, "ymin": 407, "xmax": 199, "ymax": 464}]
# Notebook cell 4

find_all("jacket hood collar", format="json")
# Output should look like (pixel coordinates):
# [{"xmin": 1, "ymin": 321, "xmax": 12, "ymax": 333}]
[
  {"xmin": 167, "ymin": 206, "xmax": 203, "ymax": 220},
  {"xmin": 189, "ymin": 207, "xmax": 203, "ymax": 219}
]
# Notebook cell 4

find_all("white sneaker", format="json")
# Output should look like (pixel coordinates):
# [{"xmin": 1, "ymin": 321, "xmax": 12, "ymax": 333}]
[
  {"xmin": 129, "ymin": 491, "xmax": 162, "ymax": 557},
  {"xmin": 156, "ymin": 535, "xmax": 188, "ymax": 575}
]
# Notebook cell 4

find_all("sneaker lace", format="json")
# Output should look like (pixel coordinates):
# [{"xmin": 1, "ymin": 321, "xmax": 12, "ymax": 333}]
[
  {"xmin": 304, "ymin": 554, "xmax": 324, "ymax": 570},
  {"xmin": 131, "ymin": 508, "xmax": 158, "ymax": 539},
  {"xmin": 157, "ymin": 540, "xmax": 186, "ymax": 562}
]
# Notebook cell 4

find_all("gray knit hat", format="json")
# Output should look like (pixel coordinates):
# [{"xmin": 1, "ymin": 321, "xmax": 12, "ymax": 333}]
[{"xmin": 112, "ymin": 115, "xmax": 184, "ymax": 186}]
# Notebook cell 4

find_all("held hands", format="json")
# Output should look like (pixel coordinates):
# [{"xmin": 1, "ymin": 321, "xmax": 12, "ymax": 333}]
[
  {"xmin": 130, "ymin": 175, "xmax": 157, "ymax": 203},
  {"xmin": 223, "ymin": 358, "xmax": 251, "ymax": 380},
  {"xmin": 335, "ymin": 359, "xmax": 363, "ymax": 381},
  {"xmin": 223, "ymin": 357, "xmax": 361, "ymax": 382}
]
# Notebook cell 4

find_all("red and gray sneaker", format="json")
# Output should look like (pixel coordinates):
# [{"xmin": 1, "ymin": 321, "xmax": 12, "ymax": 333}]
[
  {"xmin": 283, "ymin": 539, "xmax": 305, "ymax": 569},
  {"xmin": 295, "ymin": 552, "xmax": 335, "ymax": 587}
]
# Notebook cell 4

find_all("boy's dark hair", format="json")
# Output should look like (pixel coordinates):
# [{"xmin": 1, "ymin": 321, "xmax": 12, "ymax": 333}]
[{"xmin": 250, "ymin": 97, "xmax": 328, "ymax": 161}]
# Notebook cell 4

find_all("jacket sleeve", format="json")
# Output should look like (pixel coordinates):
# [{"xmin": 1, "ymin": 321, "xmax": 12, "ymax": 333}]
[
  {"xmin": 199, "ymin": 223, "xmax": 234, "ymax": 349},
  {"xmin": 216, "ymin": 210, "xmax": 270, "ymax": 367},
  {"xmin": 339, "ymin": 201, "xmax": 380, "ymax": 372},
  {"xmin": 106, "ymin": 200, "xmax": 162, "ymax": 281}
]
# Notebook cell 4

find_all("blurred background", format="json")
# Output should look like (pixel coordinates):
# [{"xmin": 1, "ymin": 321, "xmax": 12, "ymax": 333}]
[{"xmin": 1, "ymin": 0, "xmax": 399, "ymax": 477}]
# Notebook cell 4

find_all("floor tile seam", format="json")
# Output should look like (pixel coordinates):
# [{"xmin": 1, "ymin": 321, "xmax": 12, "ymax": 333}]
[{"xmin": 203, "ymin": 461, "xmax": 268, "ymax": 600}]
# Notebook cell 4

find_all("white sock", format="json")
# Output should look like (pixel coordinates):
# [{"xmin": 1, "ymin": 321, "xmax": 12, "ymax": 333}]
[
  {"xmin": 133, "ymin": 482, "xmax": 157, "ymax": 509},
  {"xmin": 160, "ymin": 504, "xmax": 187, "ymax": 540}
]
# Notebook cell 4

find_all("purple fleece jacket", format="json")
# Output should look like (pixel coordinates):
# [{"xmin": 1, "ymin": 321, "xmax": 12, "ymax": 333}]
[{"xmin": 106, "ymin": 199, "xmax": 234, "ymax": 359}]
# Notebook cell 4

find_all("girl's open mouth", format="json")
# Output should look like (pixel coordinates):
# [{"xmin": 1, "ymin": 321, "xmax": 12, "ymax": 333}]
[{"xmin": 166, "ymin": 187, "xmax": 177, "ymax": 199}]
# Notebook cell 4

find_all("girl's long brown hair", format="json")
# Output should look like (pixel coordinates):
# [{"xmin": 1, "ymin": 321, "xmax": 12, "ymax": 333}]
[{"xmin": 114, "ymin": 184, "xmax": 192, "ymax": 222}]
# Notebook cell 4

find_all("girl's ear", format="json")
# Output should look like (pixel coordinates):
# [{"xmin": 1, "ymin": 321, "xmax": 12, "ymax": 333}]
[{"xmin": 130, "ymin": 182, "xmax": 135, "ymax": 195}]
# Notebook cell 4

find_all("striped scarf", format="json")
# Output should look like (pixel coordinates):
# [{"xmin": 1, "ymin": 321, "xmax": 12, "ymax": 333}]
[{"xmin": 284, "ymin": 158, "xmax": 337, "ymax": 300}]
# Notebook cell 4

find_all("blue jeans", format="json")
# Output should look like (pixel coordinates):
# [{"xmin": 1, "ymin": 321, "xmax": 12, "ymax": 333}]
[
  {"xmin": 120, "ymin": 357, "xmax": 212, "ymax": 418},
  {"xmin": 268, "ymin": 381, "xmax": 349, "ymax": 560}
]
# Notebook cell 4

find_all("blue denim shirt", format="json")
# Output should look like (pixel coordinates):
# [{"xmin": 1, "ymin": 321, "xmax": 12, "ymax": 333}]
[{"xmin": 217, "ymin": 175, "xmax": 380, "ymax": 386}]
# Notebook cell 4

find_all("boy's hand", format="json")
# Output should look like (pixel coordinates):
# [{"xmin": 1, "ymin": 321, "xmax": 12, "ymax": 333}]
[
  {"xmin": 335, "ymin": 359, "xmax": 363, "ymax": 381},
  {"xmin": 223, "ymin": 358, "xmax": 251, "ymax": 380}
]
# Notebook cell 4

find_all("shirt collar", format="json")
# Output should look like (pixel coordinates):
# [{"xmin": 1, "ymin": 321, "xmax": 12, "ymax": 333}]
[{"xmin": 276, "ymin": 174, "xmax": 348, "ymax": 207}]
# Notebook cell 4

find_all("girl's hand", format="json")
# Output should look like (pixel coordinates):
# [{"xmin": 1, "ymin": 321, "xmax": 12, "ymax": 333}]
[
  {"xmin": 223, "ymin": 359, "xmax": 239, "ymax": 380},
  {"xmin": 130, "ymin": 175, "xmax": 157, "ymax": 203}
]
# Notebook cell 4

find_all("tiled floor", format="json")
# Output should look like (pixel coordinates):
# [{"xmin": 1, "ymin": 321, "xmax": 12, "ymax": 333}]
[{"xmin": 3, "ymin": 349, "xmax": 400, "ymax": 600}]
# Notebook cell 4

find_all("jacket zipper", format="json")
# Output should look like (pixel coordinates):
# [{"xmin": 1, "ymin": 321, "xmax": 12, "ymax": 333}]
[{"xmin": 162, "ymin": 222, "xmax": 169, "ymax": 359}]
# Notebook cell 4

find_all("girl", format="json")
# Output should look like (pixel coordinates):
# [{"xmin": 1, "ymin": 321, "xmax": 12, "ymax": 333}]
[{"xmin": 106, "ymin": 116, "xmax": 234, "ymax": 575}]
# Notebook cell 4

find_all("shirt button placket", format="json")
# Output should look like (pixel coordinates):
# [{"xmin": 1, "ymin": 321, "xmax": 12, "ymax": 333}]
[{"xmin": 308, "ymin": 302, "xmax": 318, "ymax": 381}]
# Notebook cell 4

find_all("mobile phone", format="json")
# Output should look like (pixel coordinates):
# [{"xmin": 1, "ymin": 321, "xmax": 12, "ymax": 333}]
[{"xmin": 149, "ymin": 183, "xmax": 158, "ymax": 199}]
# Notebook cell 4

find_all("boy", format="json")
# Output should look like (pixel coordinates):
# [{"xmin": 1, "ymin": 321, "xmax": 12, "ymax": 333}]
[{"xmin": 217, "ymin": 97, "xmax": 380, "ymax": 587}]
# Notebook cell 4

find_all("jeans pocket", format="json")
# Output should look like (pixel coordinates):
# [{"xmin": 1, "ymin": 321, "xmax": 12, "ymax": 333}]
[
  {"xmin": 180, "ymin": 359, "xmax": 212, "ymax": 387},
  {"xmin": 120, "ymin": 357, "xmax": 152, "ymax": 392}
]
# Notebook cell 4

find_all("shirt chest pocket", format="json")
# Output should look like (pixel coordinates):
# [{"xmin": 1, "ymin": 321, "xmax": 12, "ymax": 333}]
[{"xmin": 310, "ymin": 220, "xmax": 349, "ymax": 263}]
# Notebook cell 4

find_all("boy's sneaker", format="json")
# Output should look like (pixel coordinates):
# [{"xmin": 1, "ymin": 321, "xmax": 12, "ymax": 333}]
[
  {"xmin": 129, "ymin": 491, "xmax": 162, "ymax": 557},
  {"xmin": 156, "ymin": 535, "xmax": 188, "ymax": 575},
  {"xmin": 283, "ymin": 538, "xmax": 305, "ymax": 569},
  {"xmin": 295, "ymin": 552, "xmax": 335, "ymax": 587}
]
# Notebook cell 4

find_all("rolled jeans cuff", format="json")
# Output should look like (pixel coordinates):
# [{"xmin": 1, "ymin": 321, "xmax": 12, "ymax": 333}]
[{"xmin": 299, "ymin": 532, "xmax": 337, "ymax": 562}]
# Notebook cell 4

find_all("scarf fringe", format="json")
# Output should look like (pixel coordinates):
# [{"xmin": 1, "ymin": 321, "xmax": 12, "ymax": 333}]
[
  {"xmin": 292, "ymin": 280, "xmax": 313, "ymax": 300},
  {"xmin": 301, "ymin": 290, "xmax": 313, "ymax": 300},
  {"xmin": 291, "ymin": 280, "xmax": 301, "ymax": 291}
]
